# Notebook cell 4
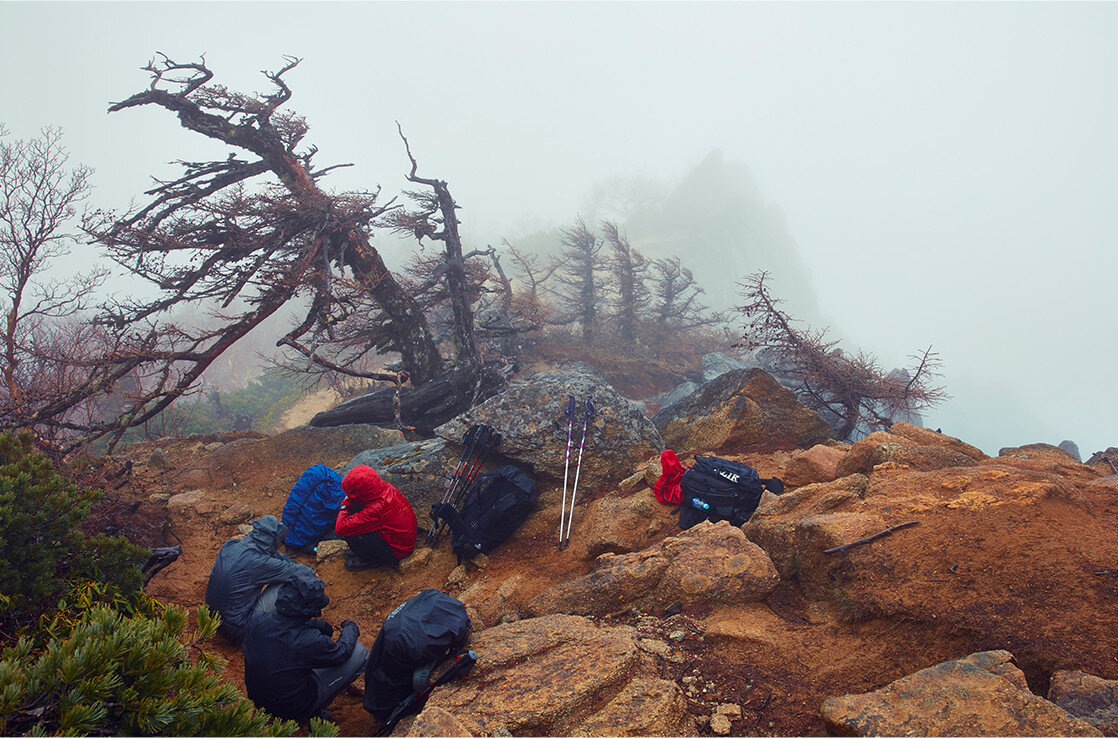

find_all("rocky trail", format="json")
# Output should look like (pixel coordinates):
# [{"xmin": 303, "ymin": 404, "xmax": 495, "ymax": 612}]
[{"xmin": 101, "ymin": 364, "xmax": 1118, "ymax": 736}]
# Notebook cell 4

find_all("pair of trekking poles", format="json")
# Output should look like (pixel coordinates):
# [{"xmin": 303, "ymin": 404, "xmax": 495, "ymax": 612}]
[
  {"xmin": 558, "ymin": 396, "xmax": 595, "ymax": 549},
  {"xmin": 426, "ymin": 424, "xmax": 502, "ymax": 547}
]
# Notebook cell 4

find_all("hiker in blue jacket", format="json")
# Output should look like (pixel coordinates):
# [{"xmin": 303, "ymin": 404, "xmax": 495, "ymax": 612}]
[
  {"xmin": 205, "ymin": 515, "xmax": 315, "ymax": 642},
  {"xmin": 282, "ymin": 464, "xmax": 345, "ymax": 556},
  {"xmin": 242, "ymin": 568, "xmax": 368, "ymax": 723}
]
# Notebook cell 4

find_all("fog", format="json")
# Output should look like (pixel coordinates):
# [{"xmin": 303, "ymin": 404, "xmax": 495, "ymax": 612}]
[{"xmin": 3, "ymin": 2, "xmax": 1116, "ymax": 456}]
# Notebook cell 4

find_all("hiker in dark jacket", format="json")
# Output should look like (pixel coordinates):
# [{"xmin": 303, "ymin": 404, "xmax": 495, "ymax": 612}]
[
  {"xmin": 205, "ymin": 515, "xmax": 315, "ymax": 642},
  {"xmin": 335, "ymin": 464, "xmax": 417, "ymax": 572},
  {"xmin": 242, "ymin": 569, "xmax": 368, "ymax": 723}
]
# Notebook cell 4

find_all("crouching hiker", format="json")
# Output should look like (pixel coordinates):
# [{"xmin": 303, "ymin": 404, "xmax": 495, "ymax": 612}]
[
  {"xmin": 242, "ymin": 570, "xmax": 368, "ymax": 724},
  {"xmin": 205, "ymin": 515, "xmax": 315, "ymax": 642},
  {"xmin": 335, "ymin": 464, "xmax": 417, "ymax": 572}
]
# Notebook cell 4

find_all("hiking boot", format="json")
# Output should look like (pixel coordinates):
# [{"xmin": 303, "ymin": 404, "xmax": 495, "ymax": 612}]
[
  {"xmin": 343, "ymin": 548, "xmax": 360, "ymax": 559},
  {"xmin": 344, "ymin": 556, "xmax": 375, "ymax": 572}
]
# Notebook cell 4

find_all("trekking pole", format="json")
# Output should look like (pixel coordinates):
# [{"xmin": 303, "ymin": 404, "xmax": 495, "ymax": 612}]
[
  {"xmin": 427, "ymin": 425, "xmax": 485, "ymax": 546},
  {"xmin": 561, "ymin": 397, "xmax": 595, "ymax": 548},
  {"xmin": 558, "ymin": 395, "xmax": 575, "ymax": 546},
  {"xmin": 450, "ymin": 427, "xmax": 501, "ymax": 512}
]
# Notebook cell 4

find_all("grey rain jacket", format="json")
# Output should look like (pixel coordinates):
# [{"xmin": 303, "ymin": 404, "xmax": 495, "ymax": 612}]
[
  {"xmin": 204, "ymin": 515, "xmax": 314, "ymax": 642},
  {"xmin": 242, "ymin": 569, "xmax": 360, "ymax": 721}
]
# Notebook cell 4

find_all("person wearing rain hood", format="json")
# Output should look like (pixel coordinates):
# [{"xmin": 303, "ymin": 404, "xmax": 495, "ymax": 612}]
[
  {"xmin": 335, "ymin": 464, "xmax": 417, "ymax": 572},
  {"xmin": 242, "ymin": 568, "xmax": 367, "ymax": 724},
  {"xmin": 205, "ymin": 515, "xmax": 316, "ymax": 642}
]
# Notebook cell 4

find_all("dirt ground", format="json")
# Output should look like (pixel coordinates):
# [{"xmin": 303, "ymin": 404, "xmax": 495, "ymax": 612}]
[{"xmin": 92, "ymin": 431, "xmax": 1118, "ymax": 738}]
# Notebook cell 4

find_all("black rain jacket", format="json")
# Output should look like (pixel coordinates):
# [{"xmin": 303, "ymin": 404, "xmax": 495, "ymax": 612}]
[
  {"xmin": 204, "ymin": 515, "xmax": 314, "ymax": 641},
  {"xmin": 242, "ymin": 570, "xmax": 360, "ymax": 722}
]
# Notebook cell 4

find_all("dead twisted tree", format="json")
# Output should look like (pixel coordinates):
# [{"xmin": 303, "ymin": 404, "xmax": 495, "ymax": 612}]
[
  {"xmin": 737, "ymin": 271, "xmax": 947, "ymax": 440},
  {"xmin": 73, "ymin": 54, "xmax": 493, "ymax": 443}
]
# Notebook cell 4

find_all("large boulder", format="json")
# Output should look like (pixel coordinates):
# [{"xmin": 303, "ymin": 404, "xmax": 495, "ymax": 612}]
[
  {"xmin": 746, "ymin": 461, "xmax": 1118, "ymax": 679},
  {"xmin": 1048, "ymin": 670, "xmax": 1118, "ymax": 735},
  {"xmin": 654, "ymin": 368, "xmax": 830, "ymax": 455},
  {"xmin": 422, "ymin": 614, "xmax": 692, "ymax": 736},
  {"xmin": 781, "ymin": 443, "xmax": 846, "ymax": 486},
  {"xmin": 700, "ymin": 351, "xmax": 749, "ymax": 382},
  {"xmin": 436, "ymin": 365, "xmax": 662, "ymax": 488},
  {"xmin": 821, "ymin": 650, "xmax": 1101, "ymax": 736},
  {"xmin": 889, "ymin": 421, "xmax": 988, "ymax": 461},
  {"xmin": 526, "ymin": 521, "xmax": 778, "ymax": 617},
  {"xmin": 742, "ymin": 475, "xmax": 868, "ymax": 578}
]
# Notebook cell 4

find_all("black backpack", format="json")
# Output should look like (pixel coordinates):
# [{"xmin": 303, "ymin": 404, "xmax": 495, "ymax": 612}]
[
  {"xmin": 363, "ymin": 589, "xmax": 471, "ymax": 722},
  {"xmin": 677, "ymin": 455, "xmax": 784, "ymax": 530},
  {"xmin": 430, "ymin": 465, "xmax": 537, "ymax": 562}
]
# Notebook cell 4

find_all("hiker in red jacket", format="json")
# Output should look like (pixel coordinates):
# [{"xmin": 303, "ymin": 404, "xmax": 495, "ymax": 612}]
[{"xmin": 335, "ymin": 465, "xmax": 417, "ymax": 572}]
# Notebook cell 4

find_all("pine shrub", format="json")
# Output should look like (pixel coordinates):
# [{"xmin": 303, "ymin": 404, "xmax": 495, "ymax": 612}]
[
  {"xmin": 0, "ymin": 604, "xmax": 310, "ymax": 736},
  {"xmin": 0, "ymin": 430, "xmax": 149, "ymax": 635}
]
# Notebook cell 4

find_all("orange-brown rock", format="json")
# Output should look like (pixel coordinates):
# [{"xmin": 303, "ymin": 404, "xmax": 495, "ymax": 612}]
[
  {"xmin": 1048, "ymin": 670, "xmax": 1118, "ymax": 735},
  {"xmin": 424, "ymin": 614, "xmax": 664, "ymax": 736},
  {"xmin": 655, "ymin": 368, "xmax": 830, "ymax": 455},
  {"xmin": 889, "ymin": 421, "xmax": 989, "ymax": 461},
  {"xmin": 781, "ymin": 443, "xmax": 845, "ymax": 486},
  {"xmin": 984, "ymin": 443, "xmax": 1104, "ymax": 485},
  {"xmin": 526, "ymin": 521, "xmax": 778, "ymax": 617},
  {"xmin": 743, "ymin": 475, "xmax": 868, "ymax": 577},
  {"xmin": 821, "ymin": 650, "xmax": 1101, "ymax": 736},
  {"xmin": 836, "ymin": 432, "xmax": 978, "ymax": 478}
]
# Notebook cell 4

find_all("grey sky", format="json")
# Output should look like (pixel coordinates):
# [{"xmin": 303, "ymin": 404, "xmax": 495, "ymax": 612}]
[{"xmin": 2, "ymin": 1, "xmax": 1116, "ymax": 456}]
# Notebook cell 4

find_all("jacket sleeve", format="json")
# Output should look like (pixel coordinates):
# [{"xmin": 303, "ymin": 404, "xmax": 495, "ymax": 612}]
[
  {"xmin": 335, "ymin": 494, "xmax": 389, "ymax": 537},
  {"xmin": 253, "ymin": 554, "xmax": 315, "ymax": 585},
  {"xmin": 297, "ymin": 620, "xmax": 359, "ymax": 667}
]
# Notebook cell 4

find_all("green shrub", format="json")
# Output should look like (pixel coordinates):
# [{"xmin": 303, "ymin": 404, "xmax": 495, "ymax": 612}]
[
  {"xmin": 0, "ymin": 604, "xmax": 304, "ymax": 736},
  {"xmin": 0, "ymin": 430, "xmax": 149, "ymax": 635}
]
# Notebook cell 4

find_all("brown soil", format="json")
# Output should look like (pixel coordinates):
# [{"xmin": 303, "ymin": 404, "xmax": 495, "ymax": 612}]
[{"xmin": 98, "ymin": 431, "xmax": 1118, "ymax": 738}]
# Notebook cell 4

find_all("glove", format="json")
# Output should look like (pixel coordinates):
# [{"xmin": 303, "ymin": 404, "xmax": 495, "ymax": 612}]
[
  {"xmin": 309, "ymin": 619, "xmax": 332, "ymax": 635},
  {"xmin": 340, "ymin": 619, "xmax": 359, "ymax": 636}
]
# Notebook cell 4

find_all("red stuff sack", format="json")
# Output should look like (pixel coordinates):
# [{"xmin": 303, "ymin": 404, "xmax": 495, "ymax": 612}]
[{"xmin": 654, "ymin": 449, "xmax": 685, "ymax": 506}]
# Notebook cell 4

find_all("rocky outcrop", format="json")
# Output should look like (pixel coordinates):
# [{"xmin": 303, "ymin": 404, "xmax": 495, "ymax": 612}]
[
  {"xmin": 422, "ymin": 614, "xmax": 693, "ymax": 736},
  {"xmin": 1087, "ymin": 448, "xmax": 1118, "ymax": 475},
  {"xmin": 526, "ymin": 521, "xmax": 778, "ymax": 617},
  {"xmin": 436, "ymin": 365, "xmax": 662, "ymax": 488},
  {"xmin": 889, "ymin": 421, "xmax": 988, "ymax": 461},
  {"xmin": 171, "ymin": 424, "xmax": 404, "ymax": 490},
  {"xmin": 821, "ymin": 651, "xmax": 1101, "ymax": 736},
  {"xmin": 836, "ymin": 431, "xmax": 980, "ymax": 478},
  {"xmin": 654, "ymin": 368, "xmax": 830, "ymax": 455},
  {"xmin": 988, "ymin": 443, "xmax": 1104, "ymax": 485},
  {"xmin": 1049, "ymin": 670, "xmax": 1118, "ymax": 735}
]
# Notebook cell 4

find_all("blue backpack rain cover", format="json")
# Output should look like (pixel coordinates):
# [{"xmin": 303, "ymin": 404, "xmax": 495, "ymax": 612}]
[{"xmin": 281, "ymin": 464, "xmax": 344, "ymax": 548}]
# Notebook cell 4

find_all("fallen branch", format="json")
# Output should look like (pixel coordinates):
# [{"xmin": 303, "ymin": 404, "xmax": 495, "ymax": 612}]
[{"xmin": 824, "ymin": 521, "xmax": 920, "ymax": 555}]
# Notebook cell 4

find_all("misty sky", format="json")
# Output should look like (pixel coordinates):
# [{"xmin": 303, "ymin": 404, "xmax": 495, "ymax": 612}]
[{"xmin": 2, "ymin": 2, "xmax": 1116, "ymax": 456}]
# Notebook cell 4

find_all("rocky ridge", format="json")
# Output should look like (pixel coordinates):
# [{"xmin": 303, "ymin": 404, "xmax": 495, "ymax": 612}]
[{"xmin": 120, "ymin": 364, "xmax": 1118, "ymax": 737}]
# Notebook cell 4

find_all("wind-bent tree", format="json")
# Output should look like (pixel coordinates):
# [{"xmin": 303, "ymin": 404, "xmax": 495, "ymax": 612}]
[
  {"xmin": 77, "ymin": 55, "xmax": 460, "ymax": 442},
  {"xmin": 649, "ymin": 255, "xmax": 726, "ymax": 330},
  {"xmin": 737, "ymin": 271, "xmax": 946, "ymax": 440},
  {"xmin": 550, "ymin": 218, "xmax": 605, "ymax": 343},
  {"xmin": 601, "ymin": 221, "xmax": 649, "ymax": 342}
]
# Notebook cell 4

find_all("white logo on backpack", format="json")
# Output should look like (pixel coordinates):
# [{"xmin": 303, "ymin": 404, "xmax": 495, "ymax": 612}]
[{"xmin": 718, "ymin": 470, "xmax": 740, "ymax": 484}]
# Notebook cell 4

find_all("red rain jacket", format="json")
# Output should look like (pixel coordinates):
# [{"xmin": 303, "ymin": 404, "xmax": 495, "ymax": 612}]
[
  {"xmin": 335, "ymin": 465, "xmax": 417, "ymax": 559},
  {"xmin": 654, "ymin": 449, "xmax": 685, "ymax": 506}
]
